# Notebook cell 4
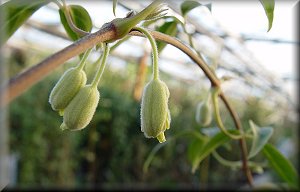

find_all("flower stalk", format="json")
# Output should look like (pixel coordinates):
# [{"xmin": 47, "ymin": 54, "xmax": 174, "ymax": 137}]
[
  {"xmin": 91, "ymin": 43, "xmax": 110, "ymax": 88},
  {"xmin": 133, "ymin": 27, "xmax": 159, "ymax": 80}
]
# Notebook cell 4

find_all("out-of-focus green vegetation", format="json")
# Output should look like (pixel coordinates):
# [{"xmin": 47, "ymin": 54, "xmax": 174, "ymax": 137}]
[{"xmin": 8, "ymin": 50, "xmax": 298, "ymax": 190}]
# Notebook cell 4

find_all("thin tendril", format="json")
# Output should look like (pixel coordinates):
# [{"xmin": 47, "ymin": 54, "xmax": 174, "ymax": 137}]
[{"xmin": 212, "ymin": 87, "xmax": 244, "ymax": 140}]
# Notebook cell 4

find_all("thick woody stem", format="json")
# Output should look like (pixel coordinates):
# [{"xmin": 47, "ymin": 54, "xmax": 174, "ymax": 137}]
[{"xmin": 0, "ymin": 24, "xmax": 115, "ymax": 106}]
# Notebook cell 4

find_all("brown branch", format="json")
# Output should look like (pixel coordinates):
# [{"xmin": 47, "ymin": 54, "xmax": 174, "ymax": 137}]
[
  {"xmin": 0, "ymin": 26, "xmax": 253, "ymax": 186},
  {"xmin": 220, "ymin": 93, "xmax": 253, "ymax": 185},
  {"xmin": 0, "ymin": 24, "xmax": 115, "ymax": 106}
]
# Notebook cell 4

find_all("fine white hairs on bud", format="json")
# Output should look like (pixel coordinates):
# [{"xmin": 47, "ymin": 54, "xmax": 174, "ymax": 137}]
[
  {"xmin": 195, "ymin": 93, "xmax": 212, "ymax": 127},
  {"xmin": 141, "ymin": 79, "xmax": 171, "ymax": 143},
  {"xmin": 60, "ymin": 85, "xmax": 100, "ymax": 131},
  {"xmin": 49, "ymin": 67, "xmax": 87, "ymax": 115}
]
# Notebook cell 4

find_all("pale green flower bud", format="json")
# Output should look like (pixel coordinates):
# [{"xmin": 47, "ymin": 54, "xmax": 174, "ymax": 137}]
[
  {"xmin": 141, "ymin": 79, "xmax": 170, "ymax": 143},
  {"xmin": 60, "ymin": 85, "xmax": 100, "ymax": 131},
  {"xmin": 195, "ymin": 98, "xmax": 212, "ymax": 127},
  {"xmin": 49, "ymin": 67, "xmax": 87, "ymax": 115}
]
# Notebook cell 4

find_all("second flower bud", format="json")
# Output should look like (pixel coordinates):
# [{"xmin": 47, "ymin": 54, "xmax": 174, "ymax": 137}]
[{"xmin": 60, "ymin": 85, "xmax": 100, "ymax": 131}]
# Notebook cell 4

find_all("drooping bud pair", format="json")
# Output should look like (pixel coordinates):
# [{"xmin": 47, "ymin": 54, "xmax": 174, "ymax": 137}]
[
  {"xmin": 141, "ymin": 79, "xmax": 171, "ymax": 143},
  {"xmin": 49, "ymin": 49, "xmax": 92, "ymax": 115},
  {"xmin": 195, "ymin": 92, "xmax": 212, "ymax": 127},
  {"xmin": 49, "ymin": 48, "xmax": 104, "ymax": 131},
  {"xmin": 49, "ymin": 68, "xmax": 99, "ymax": 131},
  {"xmin": 59, "ymin": 45, "xmax": 110, "ymax": 131}
]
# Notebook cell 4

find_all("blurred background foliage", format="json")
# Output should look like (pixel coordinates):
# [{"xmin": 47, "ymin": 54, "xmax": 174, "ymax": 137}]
[{"xmin": 7, "ymin": 47, "xmax": 298, "ymax": 190}]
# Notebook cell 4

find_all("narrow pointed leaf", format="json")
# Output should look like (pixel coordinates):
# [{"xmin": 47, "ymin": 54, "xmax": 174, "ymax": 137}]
[
  {"xmin": 0, "ymin": 0, "xmax": 51, "ymax": 45},
  {"xmin": 180, "ymin": 0, "xmax": 211, "ymax": 17},
  {"xmin": 155, "ymin": 19, "xmax": 178, "ymax": 54},
  {"xmin": 263, "ymin": 144, "xmax": 299, "ymax": 189},
  {"xmin": 113, "ymin": 0, "xmax": 118, "ymax": 16},
  {"xmin": 143, "ymin": 130, "xmax": 206, "ymax": 173},
  {"xmin": 191, "ymin": 131, "xmax": 234, "ymax": 173},
  {"xmin": 259, "ymin": 0, "xmax": 275, "ymax": 32},
  {"xmin": 143, "ymin": 142, "xmax": 168, "ymax": 173},
  {"xmin": 205, "ymin": 3, "xmax": 212, "ymax": 12},
  {"xmin": 248, "ymin": 120, "xmax": 273, "ymax": 159},
  {"xmin": 59, "ymin": 5, "xmax": 92, "ymax": 41},
  {"xmin": 187, "ymin": 137, "xmax": 206, "ymax": 165}
]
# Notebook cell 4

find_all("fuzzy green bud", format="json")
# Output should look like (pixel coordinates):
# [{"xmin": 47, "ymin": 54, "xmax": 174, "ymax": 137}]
[
  {"xmin": 141, "ymin": 79, "xmax": 171, "ymax": 143},
  {"xmin": 195, "ymin": 96, "xmax": 212, "ymax": 127},
  {"xmin": 49, "ymin": 67, "xmax": 87, "ymax": 115},
  {"xmin": 60, "ymin": 85, "xmax": 100, "ymax": 131}
]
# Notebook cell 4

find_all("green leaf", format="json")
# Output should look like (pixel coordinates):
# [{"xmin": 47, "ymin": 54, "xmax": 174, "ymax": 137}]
[
  {"xmin": 180, "ymin": 0, "xmax": 211, "ymax": 17},
  {"xmin": 143, "ymin": 141, "xmax": 168, "ymax": 173},
  {"xmin": 191, "ymin": 131, "xmax": 233, "ymax": 173},
  {"xmin": 248, "ymin": 120, "xmax": 273, "ymax": 159},
  {"xmin": 59, "ymin": 5, "xmax": 93, "ymax": 41},
  {"xmin": 143, "ymin": 130, "xmax": 206, "ymax": 173},
  {"xmin": 0, "ymin": 0, "xmax": 51, "ymax": 45},
  {"xmin": 263, "ymin": 143, "xmax": 299, "ymax": 189},
  {"xmin": 113, "ymin": 0, "xmax": 118, "ymax": 16},
  {"xmin": 259, "ymin": 0, "xmax": 275, "ymax": 32},
  {"xmin": 155, "ymin": 19, "xmax": 178, "ymax": 54},
  {"xmin": 187, "ymin": 137, "xmax": 206, "ymax": 165},
  {"xmin": 205, "ymin": 3, "xmax": 212, "ymax": 12}
]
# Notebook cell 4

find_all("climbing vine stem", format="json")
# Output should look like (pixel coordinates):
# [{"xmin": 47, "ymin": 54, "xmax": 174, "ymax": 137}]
[{"xmin": 1, "ymin": 27, "xmax": 253, "ymax": 187}]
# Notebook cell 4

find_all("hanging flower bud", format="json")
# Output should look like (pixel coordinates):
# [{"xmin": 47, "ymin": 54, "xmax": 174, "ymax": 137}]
[
  {"xmin": 60, "ymin": 85, "xmax": 100, "ymax": 131},
  {"xmin": 49, "ymin": 67, "xmax": 87, "ymax": 115},
  {"xmin": 195, "ymin": 93, "xmax": 212, "ymax": 127},
  {"xmin": 141, "ymin": 79, "xmax": 170, "ymax": 143}
]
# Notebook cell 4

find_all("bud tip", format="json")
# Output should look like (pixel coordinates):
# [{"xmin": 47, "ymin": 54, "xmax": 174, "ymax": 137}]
[
  {"xmin": 157, "ymin": 132, "xmax": 166, "ymax": 143},
  {"xmin": 58, "ymin": 109, "xmax": 64, "ymax": 116},
  {"xmin": 60, "ymin": 122, "xmax": 68, "ymax": 131}
]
